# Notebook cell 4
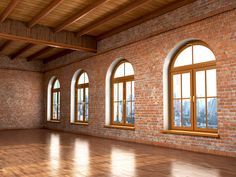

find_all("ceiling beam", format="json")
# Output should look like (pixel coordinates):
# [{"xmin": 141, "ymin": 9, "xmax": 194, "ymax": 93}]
[
  {"xmin": 97, "ymin": 0, "xmax": 197, "ymax": 40},
  {"xmin": 54, "ymin": 0, "xmax": 108, "ymax": 33},
  {"xmin": 27, "ymin": 46, "xmax": 52, "ymax": 61},
  {"xmin": 0, "ymin": 19, "xmax": 97, "ymax": 52},
  {"xmin": 43, "ymin": 49, "xmax": 74, "ymax": 63},
  {"xmin": 0, "ymin": 40, "xmax": 11, "ymax": 52},
  {"xmin": 77, "ymin": 0, "xmax": 150, "ymax": 36},
  {"xmin": 10, "ymin": 43, "xmax": 34, "ymax": 59},
  {"xmin": 0, "ymin": 0, "xmax": 20, "ymax": 22},
  {"xmin": 28, "ymin": 0, "xmax": 64, "ymax": 28}
]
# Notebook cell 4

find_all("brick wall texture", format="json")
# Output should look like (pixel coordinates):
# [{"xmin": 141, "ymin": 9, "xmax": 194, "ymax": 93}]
[{"xmin": 0, "ymin": 69, "xmax": 44, "ymax": 130}]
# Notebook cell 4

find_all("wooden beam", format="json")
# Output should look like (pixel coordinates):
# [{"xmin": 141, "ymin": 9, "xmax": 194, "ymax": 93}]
[
  {"xmin": 10, "ymin": 43, "xmax": 34, "ymax": 59},
  {"xmin": 54, "ymin": 0, "xmax": 108, "ymax": 33},
  {"xmin": 0, "ymin": 0, "xmax": 20, "ymax": 22},
  {"xmin": 27, "ymin": 46, "xmax": 52, "ymax": 61},
  {"xmin": 77, "ymin": 0, "xmax": 150, "ymax": 36},
  {"xmin": 0, "ymin": 40, "xmax": 11, "ymax": 52},
  {"xmin": 97, "ymin": 0, "xmax": 197, "ymax": 40},
  {"xmin": 0, "ymin": 19, "xmax": 97, "ymax": 52},
  {"xmin": 28, "ymin": 0, "xmax": 64, "ymax": 28},
  {"xmin": 43, "ymin": 49, "xmax": 74, "ymax": 63}
]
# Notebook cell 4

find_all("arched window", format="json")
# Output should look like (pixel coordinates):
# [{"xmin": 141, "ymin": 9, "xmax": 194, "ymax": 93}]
[
  {"xmin": 51, "ymin": 78, "xmax": 60, "ymax": 121},
  {"xmin": 75, "ymin": 71, "xmax": 89, "ymax": 123},
  {"xmin": 111, "ymin": 60, "xmax": 135, "ymax": 127},
  {"xmin": 170, "ymin": 41, "xmax": 217, "ymax": 132}
]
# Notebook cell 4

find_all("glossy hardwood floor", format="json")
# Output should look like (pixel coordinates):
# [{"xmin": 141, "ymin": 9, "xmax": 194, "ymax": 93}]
[{"xmin": 0, "ymin": 129, "xmax": 235, "ymax": 177}]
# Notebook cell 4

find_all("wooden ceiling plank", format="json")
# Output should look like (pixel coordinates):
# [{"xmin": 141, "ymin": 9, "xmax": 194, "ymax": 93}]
[
  {"xmin": 27, "ymin": 46, "xmax": 52, "ymax": 61},
  {"xmin": 77, "ymin": 0, "xmax": 150, "ymax": 36},
  {"xmin": 97, "ymin": 0, "xmax": 197, "ymax": 40},
  {"xmin": 54, "ymin": 0, "xmax": 108, "ymax": 33},
  {"xmin": 0, "ymin": 19, "xmax": 97, "ymax": 52},
  {"xmin": 28, "ymin": 0, "xmax": 64, "ymax": 28},
  {"xmin": 43, "ymin": 49, "xmax": 74, "ymax": 63},
  {"xmin": 0, "ymin": 0, "xmax": 20, "ymax": 22},
  {"xmin": 10, "ymin": 43, "xmax": 34, "ymax": 59},
  {"xmin": 0, "ymin": 40, "xmax": 11, "ymax": 52}
]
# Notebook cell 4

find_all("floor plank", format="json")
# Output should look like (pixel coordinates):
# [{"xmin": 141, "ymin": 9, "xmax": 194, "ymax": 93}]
[{"xmin": 0, "ymin": 129, "xmax": 235, "ymax": 177}]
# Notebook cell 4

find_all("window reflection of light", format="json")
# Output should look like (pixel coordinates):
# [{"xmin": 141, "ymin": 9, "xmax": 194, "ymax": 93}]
[
  {"xmin": 111, "ymin": 147, "xmax": 135, "ymax": 176},
  {"xmin": 171, "ymin": 161, "xmax": 220, "ymax": 177},
  {"xmin": 73, "ymin": 139, "xmax": 90, "ymax": 176},
  {"xmin": 49, "ymin": 134, "xmax": 60, "ymax": 175}
]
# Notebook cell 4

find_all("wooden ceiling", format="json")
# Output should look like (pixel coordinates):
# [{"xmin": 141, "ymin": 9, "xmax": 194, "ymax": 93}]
[{"xmin": 0, "ymin": 0, "xmax": 195, "ymax": 63}]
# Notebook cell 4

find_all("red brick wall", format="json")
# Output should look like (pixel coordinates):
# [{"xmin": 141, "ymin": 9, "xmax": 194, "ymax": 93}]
[
  {"xmin": 0, "ymin": 68, "xmax": 44, "ymax": 130},
  {"xmin": 44, "ymin": 1, "xmax": 236, "ymax": 157}
]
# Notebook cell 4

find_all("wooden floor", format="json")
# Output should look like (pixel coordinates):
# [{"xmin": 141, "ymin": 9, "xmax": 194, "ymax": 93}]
[{"xmin": 0, "ymin": 129, "xmax": 235, "ymax": 177}]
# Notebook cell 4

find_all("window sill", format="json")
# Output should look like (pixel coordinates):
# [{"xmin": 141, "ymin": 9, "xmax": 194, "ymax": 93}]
[
  {"xmin": 47, "ymin": 120, "xmax": 60, "ymax": 123},
  {"xmin": 104, "ymin": 125, "xmax": 135, "ymax": 130},
  {"xmin": 71, "ymin": 122, "xmax": 88, "ymax": 126},
  {"xmin": 161, "ymin": 130, "xmax": 219, "ymax": 138}
]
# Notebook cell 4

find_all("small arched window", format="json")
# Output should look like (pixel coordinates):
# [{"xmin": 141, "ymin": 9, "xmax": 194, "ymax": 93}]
[
  {"xmin": 170, "ymin": 41, "xmax": 217, "ymax": 132},
  {"xmin": 51, "ymin": 78, "xmax": 60, "ymax": 121},
  {"xmin": 111, "ymin": 60, "xmax": 135, "ymax": 127},
  {"xmin": 75, "ymin": 71, "xmax": 89, "ymax": 123}
]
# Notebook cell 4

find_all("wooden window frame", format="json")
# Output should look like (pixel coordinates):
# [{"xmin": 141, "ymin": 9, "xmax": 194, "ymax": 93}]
[
  {"xmin": 110, "ymin": 60, "xmax": 135, "ymax": 127},
  {"xmin": 169, "ymin": 41, "xmax": 218, "ymax": 133},
  {"xmin": 51, "ymin": 78, "xmax": 60, "ymax": 121},
  {"xmin": 75, "ymin": 71, "xmax": 89, "ymax": 123}
]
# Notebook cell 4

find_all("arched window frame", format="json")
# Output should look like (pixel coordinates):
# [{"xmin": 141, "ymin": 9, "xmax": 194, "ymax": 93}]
[
  {"xmin": 75, "ymin": 71, "xmax": 89, "ymax": 123},
  {"xmin": 169, "ymin": 41, "xmax": 217, "ymax": 133},
  {"xmin": 110, "ymin": 60, "xmax": 135, "ymax": 127},
  {"xmin": 51, "ymin": 78, "xmax": 60, "ymax": 121}
]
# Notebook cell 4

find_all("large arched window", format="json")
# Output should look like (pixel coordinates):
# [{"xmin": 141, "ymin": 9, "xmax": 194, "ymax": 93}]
[
  {"xmin": 111, "ymin": 60, "xmax": 135, "ymax": 127},
  {"xmin": 170, "ymin": 41, "xmax": 217, "ymax": 132},
  {"xmin": 51, "ymin": 78, "xmax": 60, "ymax": 121},
  {"xmin": 75, "ymin": 71, "xmax": 89, "ymax": 123}
]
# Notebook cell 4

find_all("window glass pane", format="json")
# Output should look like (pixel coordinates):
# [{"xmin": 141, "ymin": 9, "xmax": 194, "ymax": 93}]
[
  {"xmin": 126, "ymin": 82, "xmax": 131, "ymax": 101},
  {"xmin": 118, "ymin": 101, "xmax": 123, "ymax": 123},
  {"xmin": 53, "ymin": 79, "xmax": 60, "ymax": 89},
  {"xmin": 173, "ymin": 74, "xmax": 181, "ymax": 98},
  {"xmin": 85, "ymin": 103, "xmax": 89, "ymax": 122},
  {"xmin": 85, "ymin": 88, "xmax": 89, "ymax": 103},
  {"xmin": 207, "ymin": 69, "xmax": 217, "ymax": 97},
  {"xmin": 182, "ymin": 99, "xmax": 191, "ymax": 127},
  {"xmin": 58, "ymin": 92, "xmax": 60, "ymax": 119},
  {"xmin": 174, "ymin": 99, "xmax": 181, "ymax": 127},
  {"xmin": 114, "ymin": 84, "xmax": 118, "ymax": 101},
  {"xmin": 174, "ymin": 46, "xmax": 192, "ymax": 67},
  {"xmin": 58, "ymin": 104, "xmax": 60, "ymax": 119},
  {"xmin": 131, "ymin": 102, "xmax": 135, "ymax": 124},
  {"xmin": 119, "ymin": 83, "xmax": 123, "ymax": 101},
  {"xmin": 78, "ymin": 104, "xmax": 83, "ymax": 121},
  {"xmin": 114, "ymin": 63, "xmax": 125, "ymax": 78},
  {"xmin": 79, "ymin": 73, "xmax": 85, "ymax": 84},
  {"xmin": 113, "ymin": 102, "xmax": 118, "ymax": 123},
  {"xmin": 193, "ymin": 45, "xmax": 215, "ymax": 64},
  {"xmin": 78, "ymin": 89, "xmax": 83, "ymax": 103},
  {"xmin": 125, "ymin": 62, "xmax": 134, "ymax": 76},
  {"xmin": 196, "ymin": 98, "xmax": 206, "ymax": 128},
  {"xmin": 207, "ymin": 98, "xmax": 217, "ymax": 129},
  {"xmin": 182, "ymin": 73, "xmax": 190, "ymax": 98},
  {"xmin": 196, "ymin": 71, "xmax": 205, "ymax": 97},
  {"xmin": 126, "ymin": 101, "xmax": 132, "ymax": 124},
  {"xmin": 132, "ymin": 81, "xmax": 135, "ymax": 101},
  {"xmin": 84, "ymin": 72, "xmax": 89, "ymax": 83},
  {"xmin": 53, "ymin": 92, "xmax": 57, "ymax": 104}
]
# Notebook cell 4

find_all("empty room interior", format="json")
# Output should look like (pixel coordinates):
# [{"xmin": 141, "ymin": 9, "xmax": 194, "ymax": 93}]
[{"xmin": 0, "ymin": 0, "xmax": 236, "ymax": 176}]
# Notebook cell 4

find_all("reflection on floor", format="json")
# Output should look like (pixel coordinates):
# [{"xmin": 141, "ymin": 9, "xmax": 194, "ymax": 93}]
[{"xmin": 0, "ymin": 129, "xmax": 235, "ymax": 177}]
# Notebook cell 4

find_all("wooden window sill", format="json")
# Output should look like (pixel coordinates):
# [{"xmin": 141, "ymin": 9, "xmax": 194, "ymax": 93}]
[
  {"xmin": 71, "ymin": 122, "xmax": 88, "ymax": 126},
  {"xmin": 104, "ymin": 125, "xmax": 135, "ymax": 130},
  {"xmin": 161, "ymin": 130, "xmax": 219, "ymax": 138},
  {"xmin": 47, "ymin": 120, "xmax": 60, "ymax": 123}
]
